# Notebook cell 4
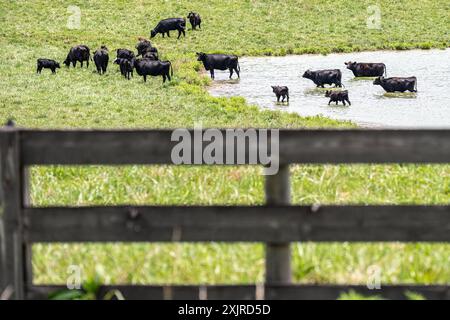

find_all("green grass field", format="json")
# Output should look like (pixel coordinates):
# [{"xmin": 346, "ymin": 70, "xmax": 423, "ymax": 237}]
[{"xmin": 1, "ymin": 0, "xmax": 449, "ymax": 293}]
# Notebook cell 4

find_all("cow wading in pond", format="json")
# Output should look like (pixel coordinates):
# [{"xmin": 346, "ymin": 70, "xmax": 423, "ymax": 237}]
[
  {"xmin": 151, "ymin": 18, "xmax": 186, "ymax": 39},
  {"xmin": 64, "ymin": 45, "xmax": 92, "ymax": 68},
  {"xmin": 271, "ymin": 86, "xmax": 289, "ymax": 103},
  {"xmin": 373, "ymin": 76, "xmax": 417, "ymax": 92},
  {"xmin": 196, "ymin": 53, "xmax": 240, "ymax": 80},
  {"xmin": 134, "ymin": 59, "xmax": 173, "ymax": 83},
  {"xmin": 325, "ymin": 90, "xmax": 351, "ymax": 106},
  {"xmin": 302, "ymin": 69, "xmax": 343, "ymax": 88},
  {"xmin": 345, "ymin": 61, "xmax": 386, "ymax": 77},
  {"xmin": 36, "ymin": 58, "xmax": 60, "ymax": 74}
]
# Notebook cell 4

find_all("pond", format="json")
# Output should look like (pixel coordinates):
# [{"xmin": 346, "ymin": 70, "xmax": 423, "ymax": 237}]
[{"xmin": 208, "ymin": 49, "xmax": 450, "ymax": 128}]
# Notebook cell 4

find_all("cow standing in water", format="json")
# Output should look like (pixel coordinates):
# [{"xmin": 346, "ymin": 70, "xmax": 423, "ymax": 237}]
[
  {"xmin": 345, "ymin": 62, "xmax": 386, "ymax": 77},
  {"xmin": 302, "ymin": 69, "xmax": 343, "ymax": 88},
  {"xmin": 271, "ymin": 86, "xmax": 289, "ymax": 103},
  {"xmin": 325, "ymin": 90, "xmax": 351, "ymax": 106},
  {"xmin": 196, "ymin": 52, "xmax": 240, "ymax": 79},
  {"xmin": 373, "ymin": 76, "xmax": 417, "ymax": 92}
]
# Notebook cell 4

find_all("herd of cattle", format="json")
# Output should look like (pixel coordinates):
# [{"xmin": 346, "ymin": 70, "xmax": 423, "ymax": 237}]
[
  {"xmin": 296, "ymin": 64, "xmax": 417, "ymax": 105},
  {"xmin": 36, "ymin": 14, "xmax": 202, "ymax": 83},
  {"xmin": 301, "ymin": 63, "xmax": 416, "ymax": 105},
  {"xmin": 269, "ymin": 62, "xmax": 417, "ymax": 105},
  {"xmin": 37, "ymin": 36, "xmax": 173, "ymax": 83},
  {"xmin": 36, "ymin": 12, "xmax": 418, "ymax": 105}
]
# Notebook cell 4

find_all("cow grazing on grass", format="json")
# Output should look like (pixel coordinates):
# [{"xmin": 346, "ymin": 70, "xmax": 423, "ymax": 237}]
[
  {"xmin": 345, "ymin": 61, "xmax": 386, "ymax": 77},
  {"xmin": 271, "ymin": 86, "xmax": 289, "ymax": 103},
  {"xmin": 302, "ymin": 69, "xmax": 343, "ymax": 88},
  {"xmin": 187, "ymin": 12, "xmax": 201, "ymax": 30},
  {"xmin": 36, "ymin": 58, "xmax": 60, "ymax": 74},
  {"xmin": 136, "ymin": 38, "xmax": 159, "ymax": 58},
  {"xmin": 133, "ymin": 59, "xmax": 173, "ymax": 83},
  {"xmin": 196, "ymin": 53, "xmax": 240, "ymax": 79},
  {"xmin": 116, "ymin": 48, "xmax": 135, "ymax": 61},
  {"xmin": 93, "ymin": 46, "xmax": 109, "ymax": 74},
  {"xmin": 373, "ymin": 76, "xmax": 417, "ymax": 92},
  {"xmin": 150, "ymin": 18, "xmax": 186, "ymax": 39},
  {"xmin": 63, "ymin": 45, "xmax": 92, "ymax": 68},
  {"xmin": 114, "ymin": 58, "xmax": 133, "ymax": 80},
  {"xmin": 325, "ymin": 90, "xmax": 351, "ymax": 106}
]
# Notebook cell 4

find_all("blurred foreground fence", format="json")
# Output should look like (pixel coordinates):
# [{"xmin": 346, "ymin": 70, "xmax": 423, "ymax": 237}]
[{"xmin": 0, "ymin": 128, "xmax": 449, "ymax": 300}]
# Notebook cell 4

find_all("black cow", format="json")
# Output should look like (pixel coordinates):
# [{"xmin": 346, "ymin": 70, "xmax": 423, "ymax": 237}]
[
  {"xmin": 196, "ymin": 53, "xmax": 240, "ymax": 79},
  {"xmin": 373, "ymin": 76, "xmax": 417, "ymax": 92},
  {"xmin": 116, "ymin": 48, "xmax": 135, "ymax": 61},
  {"xmin": 63, "ymin": 45, "xmax": 91, "ymax": 68},
  {"xmin": 150, "ymin": 18, "xmax": 186, "ymax": 39},
  {"xmin": 142, "ymin": 51, "xmax": 159, "ymax": 60},
  {"xmin": 302, "ymin": 69, "xmax": 343, "ymax": 88},
  {"xmin": 187, "ymin": 12, "xmax": 201, "ymax": 30},
  {"xmin": 134, "ymin": 59, "xmax": 173, "ymax": 83},
  {"xmin": 93, "ymin": 46, "xmax": 109, "ymax": 74},
  {"xmin": 271, "ymin": 86, "xmax": 289, "ymax": 103},
  {"xmin": 325, "ymin": 90, "xmax": 351, "ymax": 106},
  {"xmin": 345, "ymin": 61, "xmax": 386, "ymax": 77},
  {"xmin": 36, "ymin": 58, "xmax": 60, "ymax": 74},
  {"xmin": 114, "ymin": 58, "xmax": 133, "ymax": 80},
  {"xmin": 136, "ymin": 38, "xmax": 152, "ymax": 55},
  {"xmin": 136, "ymin": 38, "xmax": 158, "ymax": 58}
]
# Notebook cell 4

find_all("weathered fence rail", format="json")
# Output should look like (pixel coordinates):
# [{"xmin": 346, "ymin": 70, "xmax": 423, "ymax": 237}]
[
  {"xmin": 25, "ymin": 205, "xmax": 450, "ymax": 243},
  {"xmin": 1, "ymin": 128, "xmax": 450, "ymax": 300}
]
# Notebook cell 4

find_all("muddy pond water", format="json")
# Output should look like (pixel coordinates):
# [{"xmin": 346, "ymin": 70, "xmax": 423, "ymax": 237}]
[{"xmin": 208, "ymin": 49, "xmax": 450, "ymax": 128}]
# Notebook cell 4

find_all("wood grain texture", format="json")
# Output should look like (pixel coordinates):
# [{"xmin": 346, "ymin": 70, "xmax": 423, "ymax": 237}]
[
  {"xmin": 27, "ymin": 284, "xmax": 450, "ymax": 300},
  {"xmin": 24, "ymin": 205, "xmax": 450, "ymax": 243},
  {"xmin": 0, "ymin": 128, "xmax": 25, "ymax": 299},
  {"xmin": 19, "ymin": 129, "xmax": 450, "ymax": 165}
]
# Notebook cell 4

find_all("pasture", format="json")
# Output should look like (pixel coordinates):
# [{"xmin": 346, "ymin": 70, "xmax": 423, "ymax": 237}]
[{"xmin": 1, "ymin": 0, "xmax": 449, "ymax": 292}]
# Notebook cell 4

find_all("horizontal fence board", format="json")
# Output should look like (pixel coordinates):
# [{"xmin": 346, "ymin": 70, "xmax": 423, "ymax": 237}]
[
  {"xmin": 27, "ymin": 284, "xmax": 450, "ymax": 300},
  {"xmin": 24, "ymin": 205, "xmax": 450, "ymax": 243},
  {"xmin": 27, "ymin": 285, "xmax": 257, "ymax": 300},
  {"xmin": 19, "ymin": 129, "xmax": 450, "ymax": 165},
  {"xmin": 265, "ymin": 284, "xmax": 450, "ymax": 300}
]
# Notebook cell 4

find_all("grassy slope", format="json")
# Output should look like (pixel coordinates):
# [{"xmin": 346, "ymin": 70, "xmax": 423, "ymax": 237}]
[{"xmin": 1, "ymin": 0, "xmax": 449, "ymax": 287}]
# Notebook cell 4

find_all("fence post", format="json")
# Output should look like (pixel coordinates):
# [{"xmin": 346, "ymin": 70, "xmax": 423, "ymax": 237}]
[
  {"xmin": 264, "ymin": 164, "xmax": 291, "ymax": 284},
  {"xmin": 0, "ymin": 128, "xmax": 25, "ymax": 299},
  {"xmin": 22, "ymin": 167, "xmax": 33, "ymax": 294}
]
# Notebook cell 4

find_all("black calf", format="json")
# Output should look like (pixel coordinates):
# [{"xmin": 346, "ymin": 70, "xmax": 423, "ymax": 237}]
[
  {"xmin": 325, "ymin": 90, "xmax": 351, "ymax": 106},
  {"xmin": 187, "ymin": 12, "xmax": 201, "ymax": 30},
  {"xmin": 271, "ymin": 86, "xmax": 289, "ymax": 102},
  {"xmin": 37, "ymin": 58, "xmax": 60, "ymax": 74},
  {"xmin": 114, "ymin": 58, "xmax": 133, "ymax": 80}
]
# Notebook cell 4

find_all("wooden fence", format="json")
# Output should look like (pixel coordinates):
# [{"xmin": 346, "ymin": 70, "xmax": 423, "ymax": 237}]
[{"xmin": 0, "ymin": 128, "xmax": 449, "ymax": 300}]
